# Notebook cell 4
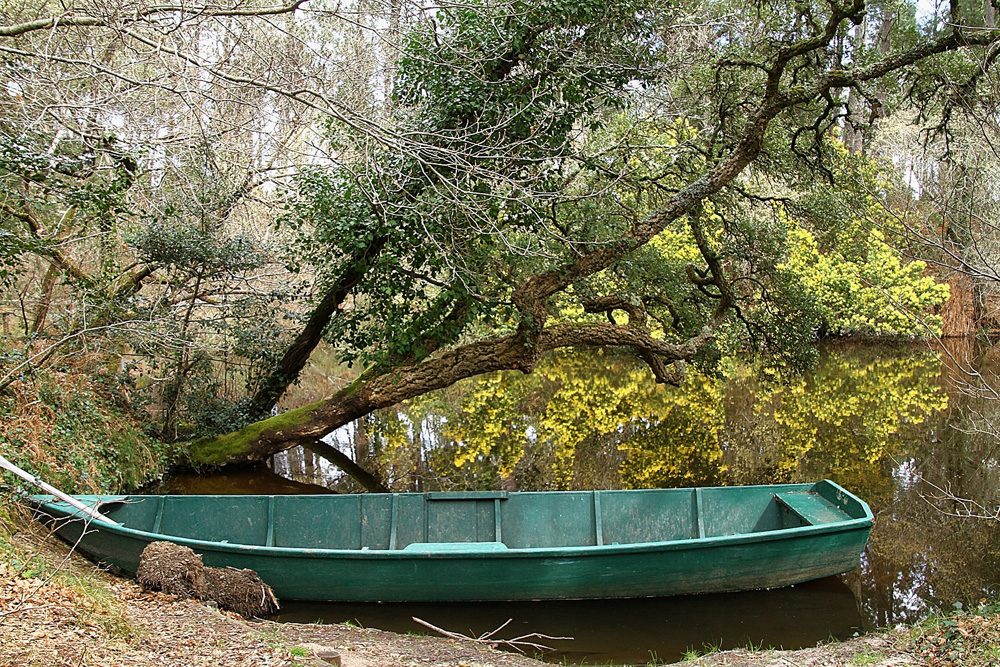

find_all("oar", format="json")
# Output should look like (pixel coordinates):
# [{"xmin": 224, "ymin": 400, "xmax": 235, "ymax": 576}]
[{"xmin": 0, "ymin": 454, "xmax": 120, "ymax": 526}]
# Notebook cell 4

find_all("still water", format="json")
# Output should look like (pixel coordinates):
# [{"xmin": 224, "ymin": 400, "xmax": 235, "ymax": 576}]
[{"xmin": 157, "ymin": 340, "xmax": 1000, "ymax": 664}]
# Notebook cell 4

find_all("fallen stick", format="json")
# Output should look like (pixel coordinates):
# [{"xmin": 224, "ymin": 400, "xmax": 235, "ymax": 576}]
[{"xmin": 411, "ymin": 616, "xmax": 572, "ymax": 654}]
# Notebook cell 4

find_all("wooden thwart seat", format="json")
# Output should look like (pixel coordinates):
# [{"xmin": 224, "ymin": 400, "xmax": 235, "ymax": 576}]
[{"xmin": 775, "ymin": 491, "xmax": 849, "ymax": 526}]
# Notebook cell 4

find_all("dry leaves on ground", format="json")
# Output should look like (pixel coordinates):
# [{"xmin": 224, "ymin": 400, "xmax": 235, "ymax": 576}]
[{"xmin": 0, "ymin": 561, "xmax": 294, "ymax": 667}]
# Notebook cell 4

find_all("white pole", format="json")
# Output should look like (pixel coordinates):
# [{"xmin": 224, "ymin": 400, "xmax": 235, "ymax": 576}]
[{"xmin": 0, "ymin": 455, "xmax": 120, "ymax": 526}]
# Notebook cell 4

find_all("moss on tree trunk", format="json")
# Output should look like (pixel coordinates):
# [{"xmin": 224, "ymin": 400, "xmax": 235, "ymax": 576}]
[{"xmin": 184, "ymin": 399, "xmax": 330, "ymax": 466}]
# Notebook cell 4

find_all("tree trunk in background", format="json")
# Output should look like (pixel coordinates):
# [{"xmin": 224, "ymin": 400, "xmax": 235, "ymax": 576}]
[
  {"xmin": 30, "ymin": 263, "xmax": 59, "ymax": 335},
  {"xmin": 384, "ymin": 0, "xmax": 402, "ymax": 102},
  {"xmin": 248, "ymin": 235, "xmax": 387, "ymax": 419},
  {"xmin": 843, "ymin": 5, "xmax": 894, "ymax": 154},
  {"xmin": 842, "ymin": 84, "xmax": 866, "ymax": 153},
  {"xmin": 841, "ymin": 13, "xmax": 868, "ymax": 153},
  {"xmin": 353, "ymin": 417, "xmax": 378, "ymax": 482},
  {"xmin": 939, "ymin": 271, "xmax": 978, "ymax": 337}
]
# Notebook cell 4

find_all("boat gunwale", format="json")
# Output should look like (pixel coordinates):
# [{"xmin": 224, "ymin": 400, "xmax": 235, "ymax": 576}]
[{"xmin": 30, "ymin": 481, "xmax": 873, "ymax": 561}]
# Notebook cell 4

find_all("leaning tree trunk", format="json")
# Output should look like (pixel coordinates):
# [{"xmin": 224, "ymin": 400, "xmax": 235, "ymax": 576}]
[
  {"xmin": 184, "ymin": 22, "xmax": 998, "ymax": 471},
  {"xmin": 186, "ymin": 334, "xmax": 538, "ymax": 466},
  {"xmin": 247, "ymin": 235, "xmax": 387, "ymax": 419},
  {"xmin": 184, "ymin": 318, "xmax": 718, "ymax": 468}
]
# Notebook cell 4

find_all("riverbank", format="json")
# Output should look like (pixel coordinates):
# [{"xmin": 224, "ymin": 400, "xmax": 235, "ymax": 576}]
[
  {"xmin": 3, "ymin": 510, "xmax": 999, "ymax": 667},
  {"xmin": 0, "ymin": 512, "xmax": 549, "ymax": 667},
  {"xmin": 0, "ymin": 358, "xmax": 171, "ymax": 496}
]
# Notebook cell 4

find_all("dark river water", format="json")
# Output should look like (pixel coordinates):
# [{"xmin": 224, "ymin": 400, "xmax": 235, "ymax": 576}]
[{"xmin": 155, "ymin": 340, "xmax": 1000, "ymax": 665}]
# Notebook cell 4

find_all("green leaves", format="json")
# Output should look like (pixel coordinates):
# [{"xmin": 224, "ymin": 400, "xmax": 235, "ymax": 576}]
[
  {"xmin": 132, "ymin": 221, "xmax": 264, "ymax": 276},
  {"xmin": 288, "ymin": 1, "xmax": 675, "ymax": 371},
  {"xmin": 394, "ymin": 0, "xmax": 664, "ymax": 161},
  {"xmin": 0, "ymin": 229, "xmax": 28, "ymax": 289}
]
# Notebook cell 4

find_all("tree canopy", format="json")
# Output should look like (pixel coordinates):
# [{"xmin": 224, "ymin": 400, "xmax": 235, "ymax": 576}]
[{"xmin": 0, "ymin": 0, "xmax": 997, "ymax": 470}]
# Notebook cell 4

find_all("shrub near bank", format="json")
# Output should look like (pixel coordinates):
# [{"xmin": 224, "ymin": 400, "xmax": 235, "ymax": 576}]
[
  {"xmin": 908, "ymin": 603, "xmax": 1000, "ymax": 666},
  {"xmin": 0, "ymin": 345, "xmax": 170, "ymax": 495}
]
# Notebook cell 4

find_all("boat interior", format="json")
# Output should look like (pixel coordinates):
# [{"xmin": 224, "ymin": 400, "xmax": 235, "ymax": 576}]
[{"xmin": 83, "ymin": 482, "xmax": 864, "ymax": 551}]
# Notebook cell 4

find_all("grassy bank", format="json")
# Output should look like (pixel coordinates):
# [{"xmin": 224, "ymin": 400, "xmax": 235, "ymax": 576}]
[
  {"xmin": 0, "ymin": 347, "xmax": 171, "ymax": 495},
  {"xmin": 0, "ymin": 500, "xmax": 136, "ymax": 643}
]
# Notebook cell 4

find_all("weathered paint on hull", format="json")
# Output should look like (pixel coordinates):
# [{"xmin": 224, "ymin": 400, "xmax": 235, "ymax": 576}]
[
  {"xmin": 37, "ymin": 517, "xmax": 869, "ymax": 601},
  {"xmin": 32, "ymin": 483, "xmax": 872, "ymax": 602}
]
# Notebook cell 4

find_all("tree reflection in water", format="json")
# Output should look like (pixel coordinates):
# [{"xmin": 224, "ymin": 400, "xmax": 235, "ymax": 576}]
[{"xmin": 265, "ymin": 340, "xmax": 999, "ymax": 627}]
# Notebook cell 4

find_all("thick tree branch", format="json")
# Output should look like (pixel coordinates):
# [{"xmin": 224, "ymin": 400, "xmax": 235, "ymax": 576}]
[
  {"xmin": 512, "ymin": 21, "xmax": 1000, "ymax": 330},
  {"xmin": 583, "ymin": 296, "xmax": 647, "ymax": 328},
  {"xmin": 187, "ymin": 316, "xmax": 718, "ymax": 465},
  {"xmin": 0, "ymin": 1, "xmax": 310, "ymax": 38},
  {"xmin": 0, "ymin": 15, "xmax": 103, "ymax": 37},
  {"xmin": 2, "ymin": 202, "xmax": 94, "ymax": 288}
]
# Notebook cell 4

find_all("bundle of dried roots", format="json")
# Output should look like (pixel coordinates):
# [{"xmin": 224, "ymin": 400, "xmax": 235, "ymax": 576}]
[{"xmin": 136, "ymin": 541, "xmax": 279, "ymax": 618}]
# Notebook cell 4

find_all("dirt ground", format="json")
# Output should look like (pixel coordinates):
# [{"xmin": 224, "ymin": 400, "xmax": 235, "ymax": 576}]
[
  {"xmin": 2, "ymin": 530, "xmax": 998, "ymax": 667},
  {"xmin": 0, "ymin": 559, "xmax": 552, "ymax": 667},
  {"xmin": 0, "ymin": 528, "xmax": 562, "ymax": 667}
]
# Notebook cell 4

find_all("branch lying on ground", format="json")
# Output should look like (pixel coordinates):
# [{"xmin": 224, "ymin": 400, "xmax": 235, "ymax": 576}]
[{"xmin": 412, "ymin": 616, "xmax": 572, "ymax": 655}]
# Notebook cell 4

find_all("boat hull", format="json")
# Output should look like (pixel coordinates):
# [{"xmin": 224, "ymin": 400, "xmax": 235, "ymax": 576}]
[{"xmin": 31, "ymin": 482, "xmax": 873, "ymax": 602}]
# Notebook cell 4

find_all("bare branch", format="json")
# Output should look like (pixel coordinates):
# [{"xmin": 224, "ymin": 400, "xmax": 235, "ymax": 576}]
[{"xmin": 0, "ymin": 1, "xmax": 311, "ymax": 38}]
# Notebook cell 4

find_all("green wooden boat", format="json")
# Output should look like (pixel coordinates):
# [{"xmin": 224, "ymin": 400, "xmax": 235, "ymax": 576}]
[{"xmin": 30, "ymin": 480, "xmax": 872, "ymax": 602}]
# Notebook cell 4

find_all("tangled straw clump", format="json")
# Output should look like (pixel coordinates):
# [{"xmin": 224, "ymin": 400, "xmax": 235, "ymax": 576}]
[
  {"xmin": 136, "ymin": 541, "xmax": 280, "ymax": 618},
  {"xmin": 135, "ymin": 540, "xmax": 206, "ymax": 598}
]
